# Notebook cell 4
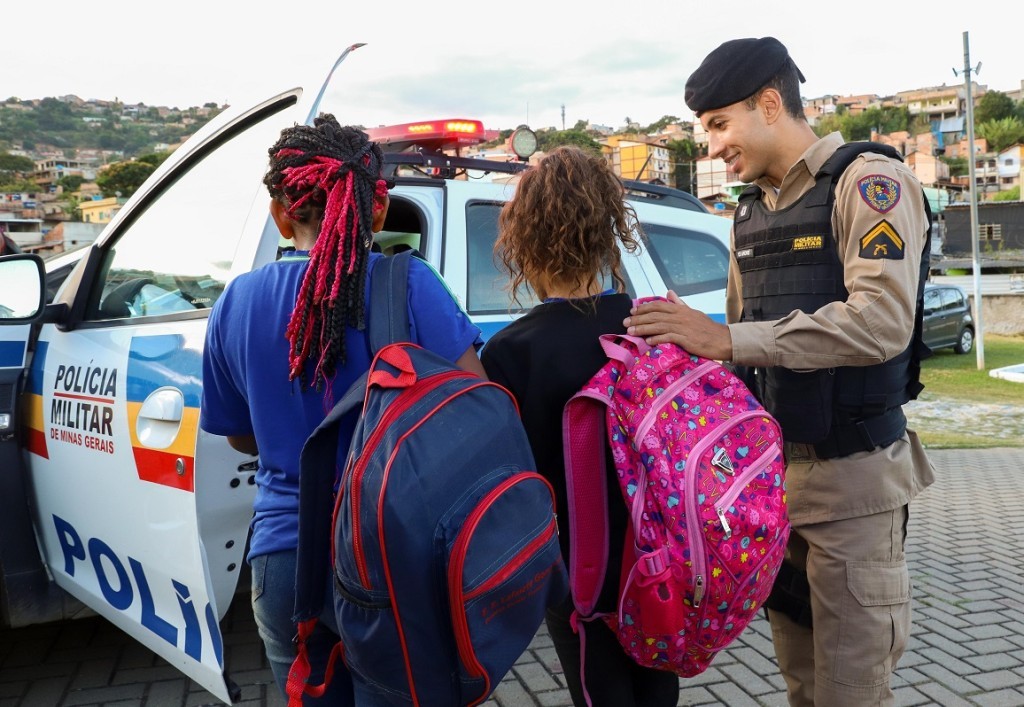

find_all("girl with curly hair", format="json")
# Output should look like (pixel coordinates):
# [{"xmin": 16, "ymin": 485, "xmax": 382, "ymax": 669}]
[
  {"xmin": 200, "ymin": 114, "xmax": 484, "ymax": 704},
  {"xmin": 481, "ymin": 146, "xmax": 679, "ymax": 706}
]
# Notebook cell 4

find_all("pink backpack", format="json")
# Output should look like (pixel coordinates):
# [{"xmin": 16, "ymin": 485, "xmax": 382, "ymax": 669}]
[{"xmin": 563, "ymin": 314, "xmax": 789, "ymax": 681}]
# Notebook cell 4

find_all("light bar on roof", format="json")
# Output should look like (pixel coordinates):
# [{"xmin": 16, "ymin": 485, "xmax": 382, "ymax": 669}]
[{"xmin": 366, "ymin": 119, "xmax": 484, "ymax": 146}]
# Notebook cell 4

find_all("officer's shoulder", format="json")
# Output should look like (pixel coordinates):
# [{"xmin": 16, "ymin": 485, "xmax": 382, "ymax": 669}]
[{"xmin": 847, "ymin": 150, "xmax": 919, "ymax": 185}]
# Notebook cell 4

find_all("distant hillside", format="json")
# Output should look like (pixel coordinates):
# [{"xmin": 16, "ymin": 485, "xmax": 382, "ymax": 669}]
[{"xmin": 0, "ymin": 97, "xmax": 225, "ymax": 159}]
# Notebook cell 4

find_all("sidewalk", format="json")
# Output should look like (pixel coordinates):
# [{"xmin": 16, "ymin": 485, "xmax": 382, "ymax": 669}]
[{"xmin": 1, "ymin": 447, "xmax": 1023, "ymax": 706}]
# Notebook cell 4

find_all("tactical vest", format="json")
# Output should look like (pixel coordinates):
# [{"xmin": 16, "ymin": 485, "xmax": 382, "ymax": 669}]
[{"xmin": 733, "ymin": 142, "xmax": 931, "ymax": 459}]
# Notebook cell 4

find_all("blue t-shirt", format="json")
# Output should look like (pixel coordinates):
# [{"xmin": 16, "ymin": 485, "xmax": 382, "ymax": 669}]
[{"xmin": 200, "ymin": 251, "xmax": 482, "ymax": 560}]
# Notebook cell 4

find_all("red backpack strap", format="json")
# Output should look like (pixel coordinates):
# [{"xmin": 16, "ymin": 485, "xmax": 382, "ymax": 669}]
[
  {"xmin": 562, "ymin": 388, "xmax": 612, "ymax": 618},
  {"xmin": 285, "ymin": 618, "xmax": 346, "ymax": 706}
]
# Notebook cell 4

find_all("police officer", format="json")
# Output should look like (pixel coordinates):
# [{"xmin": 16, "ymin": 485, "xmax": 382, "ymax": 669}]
[{"xmin": 625, "ymin": 37, "xmax": 935, "ymax": 706}]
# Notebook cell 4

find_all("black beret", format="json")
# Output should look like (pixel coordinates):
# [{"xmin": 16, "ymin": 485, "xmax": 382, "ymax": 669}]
[{"xmin": 684, "ymin": 37, "xmax": 806, "ymax": 114}]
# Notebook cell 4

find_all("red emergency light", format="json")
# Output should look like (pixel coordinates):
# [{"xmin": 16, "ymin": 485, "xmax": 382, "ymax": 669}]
[{"xmin": 365, "ymin": 119, "xmax": 486, "ymax": 151}]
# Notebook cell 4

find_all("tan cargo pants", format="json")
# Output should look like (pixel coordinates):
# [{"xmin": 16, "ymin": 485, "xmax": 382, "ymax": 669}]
[{"xmin": 768, "ymin": 461, "xmax": 912, "ymax": 706}]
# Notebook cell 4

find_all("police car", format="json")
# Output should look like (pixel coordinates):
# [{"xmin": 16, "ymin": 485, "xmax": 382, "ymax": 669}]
[{"xmin": 0, "ymin": 45, "xmax": 730, "ymax": 703}]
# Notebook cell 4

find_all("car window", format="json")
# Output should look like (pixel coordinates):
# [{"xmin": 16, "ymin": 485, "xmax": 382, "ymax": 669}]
[
  {"xmin": 643, "ymin": 222, "xmax": 729, "ymax": 297},
  {"xmin": 923, "ymin": 289, "xmax": 941, "ymax": 314},
  {"xmin": 87, "ymin": 107, "xmax": 293, "ymax": 321},
  {"xmin": 375, "ymin": 195, "xmax": 426, "ymax": 256},
  {"xmin": 464, "ymin": 201, "xmax": 632, "ymax": 315},
  {"xmin": 939, "ymin": 288, "xmax": 963, "ymax": 311}
]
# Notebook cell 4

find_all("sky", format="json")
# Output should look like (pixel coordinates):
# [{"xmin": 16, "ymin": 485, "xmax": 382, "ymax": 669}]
[{"xmin": 4, "ymin": 1, "xmax": 1020, "ymax": 133}]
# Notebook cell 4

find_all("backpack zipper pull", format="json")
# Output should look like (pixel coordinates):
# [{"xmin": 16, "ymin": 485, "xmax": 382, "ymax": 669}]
[
  {"xmin": 693, "ymin": 575, "xmax": 705, "ymax": 607},
  {"xmin": 716, "ymin": 508, "xmax": 732, "ymax": 540}
]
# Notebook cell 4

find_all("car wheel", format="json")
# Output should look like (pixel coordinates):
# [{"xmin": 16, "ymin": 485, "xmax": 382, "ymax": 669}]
[{"xmin": 953, "ymin": 327, "xmax": 974, "ymax": 355}]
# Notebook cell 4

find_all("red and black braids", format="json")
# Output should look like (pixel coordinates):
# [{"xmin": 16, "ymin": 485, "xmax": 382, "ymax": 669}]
[{"xmin": 263, "ymin": 114, "xmax": 391, "ymax": 389}]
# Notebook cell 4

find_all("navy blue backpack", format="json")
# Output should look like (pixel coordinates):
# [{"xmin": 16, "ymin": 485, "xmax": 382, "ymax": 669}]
[{"xmin": 288, "ymin": 252, "xmax": 567, "ymax": 706}]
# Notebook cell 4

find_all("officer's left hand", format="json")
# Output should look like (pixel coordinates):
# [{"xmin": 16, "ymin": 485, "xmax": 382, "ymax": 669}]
[{"xmin": 624, "ymin": 290, "xmax": 733, "ymax": 361}]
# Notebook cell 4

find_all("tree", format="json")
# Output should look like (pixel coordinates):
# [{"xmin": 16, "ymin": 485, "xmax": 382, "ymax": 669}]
[
  {"xmin": 976, "ymin": 117, "xmax": 1024, "ymax": 153},
  {"xmin": 0, "ymin": 153, "xmax": 34, "ymax": 172},
  {"xmin": 136, "ymin": 151, "xmax": 171, "ymax": 168},
  {"xmin": 975, "ymin": 91, "xmax": 1018, "ymax": 125},
  {"xmin": 0, "ymin": 152, "xmax": 35, "ymax": 187},
  {"xmin": 665, "ymin": 138, "xmax": 700, "ymax": 193},
  {"xmin": 57, "ymin": 174, "xmax": 85, "ymax": 192},
  {"xmin": 96, "ymin": 160, "xmax": 155, "ymax": 198},
  {"xmin": 642, "ymin": 115, "xmax": 681, "ymax": 134},
  {"xmin": 991, "ymin": 185, "xmax": 1020, "ymax": 201},
  {"xmin": 814, "ymin": 106, "xmax": 914, "ymax": 141},
  {"xmin": 939, "ymin": 155, "xmax": 968, "ymax": 177},
  {"xmin": 536, "ymin": 129, "xmax": 602, "ymax": 155}
]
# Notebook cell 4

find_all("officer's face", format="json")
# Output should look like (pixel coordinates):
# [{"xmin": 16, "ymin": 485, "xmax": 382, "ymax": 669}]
[{"xmin": 700, "ymin": 101, "xmax": 773, "ymax": 184}]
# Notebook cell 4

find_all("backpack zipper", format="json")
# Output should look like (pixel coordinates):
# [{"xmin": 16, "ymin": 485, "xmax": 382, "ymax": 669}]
[
  {"xmin": 447, "ymin": 472, "xmax": 557, "ymax": 705},
  {"xmin": 685, "ymin": 409, "xmax": 770, "ymax": 607},
  {"xmin": 712, "ymin": 441, "xmax": 782, "ymax": 539},
  {"xmin": 628, "ymin": 359, "xmax": 719, "ymax": 536},
  {"xmin": 347, "ymin": 369, "xmax": 473, "ymax": 589}
]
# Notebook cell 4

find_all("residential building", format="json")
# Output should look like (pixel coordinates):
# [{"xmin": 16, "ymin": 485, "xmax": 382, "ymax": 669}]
[
  {"xmin": 0, "ymin": 214, "xmax": 44, "ymax": 250},
  {"xmin": 996, "ymin": 144, "xmax": 1022, "ymax": 191},
  {"xmin": 906, "ymin": 151, "xmax": 951, "ymax": 187},
  {"xmin": 892, "ymin": 84, "xmax": 968, "ymax": 124},
  {"xmin": 45, "ymin": 221, "xmax": 105, "ymax": 252},
  {"xmin": 974, "ymin": 154, "xmax": 1002, "ymax": 196},
  {"xmin": 32, "ymin": 158, "xmax": 97, "ymax": 189},
  {"xmin": 692, "ymin": 120, "xmax": 708, "ymax": 149},
  {"xmin": 835, "ymin": 94, "xmax": 881, "ymax": 115},
  {"xmin": 804, "ymin": 95, "xmax": 839, "ymax": 126},
  {"xmin": 1005, "ymin": 80, "xmax": 1024, "ymax": 104},
  {"xmin": 694, "ymin": 156, "xmax": 738, "ymax": 200},
  {"xmin": 600, "ymin": 135, "xmax": 670, "ymax": 184},
  {"xmin": 79, "ymin": 196, "xmax": 126, "ymax": 224}
]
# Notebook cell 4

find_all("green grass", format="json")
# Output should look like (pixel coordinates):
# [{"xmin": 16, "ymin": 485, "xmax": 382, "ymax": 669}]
[
  {"xmin": 910, "ymin": 334, "xmax": 1024, "ymax": 449},
  {"xmin": 920, "ymin": 334, "xmax": 1024, "ymax": 405}
]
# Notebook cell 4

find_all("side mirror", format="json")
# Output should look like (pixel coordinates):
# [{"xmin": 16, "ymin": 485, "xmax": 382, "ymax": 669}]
[{"xmin": 0, "ymin": 253, "xmax": 45, "ymax": 323}]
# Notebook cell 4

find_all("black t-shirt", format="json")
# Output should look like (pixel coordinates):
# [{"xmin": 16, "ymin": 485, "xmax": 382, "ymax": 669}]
[{"xmin": 481, "ymin": 293, "xmax": 632, "ymax": 608}]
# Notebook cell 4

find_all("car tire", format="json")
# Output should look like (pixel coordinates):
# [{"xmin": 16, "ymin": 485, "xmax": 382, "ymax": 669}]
[{"xmin": 953, "ymin": 327, "xmax": 974, "ymax": 355}]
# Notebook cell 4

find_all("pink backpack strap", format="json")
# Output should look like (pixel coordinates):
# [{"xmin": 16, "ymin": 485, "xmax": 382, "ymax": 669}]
[
  {"xmin": 563, "ymin": 334, "xmax": 649, "ymax": 616},
  {"xmin": 562, "ymin": 388, "xmax": 611, "ymax": 618},
  {"xmin": 598, "ymin": 332, "xmax": 650, "ymax": 364}
]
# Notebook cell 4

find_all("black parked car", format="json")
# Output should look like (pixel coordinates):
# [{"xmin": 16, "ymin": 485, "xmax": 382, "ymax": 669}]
[{"xmin": 922, "ymin": 282, "xmax": 974, "ymax": 354}]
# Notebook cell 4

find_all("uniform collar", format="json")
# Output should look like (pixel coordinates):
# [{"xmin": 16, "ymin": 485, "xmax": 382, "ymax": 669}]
[{"xmin": 753, "ymin": 132, "xmax": 844, "ymax": 206}]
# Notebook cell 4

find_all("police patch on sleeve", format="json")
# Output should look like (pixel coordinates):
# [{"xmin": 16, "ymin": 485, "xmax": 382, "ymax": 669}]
[
  {"xmin": 859, "ymin": 220, "xmax": 904, "ymax": 260},
  {"xmin": 857, "ymin": 175, "xmax": 901, "ymax": 213}
]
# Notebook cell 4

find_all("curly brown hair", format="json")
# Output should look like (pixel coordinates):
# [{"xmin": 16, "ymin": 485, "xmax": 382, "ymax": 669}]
[{"xmin": 496, "ymin": 146, "xmax": 641, "ymax": 308}]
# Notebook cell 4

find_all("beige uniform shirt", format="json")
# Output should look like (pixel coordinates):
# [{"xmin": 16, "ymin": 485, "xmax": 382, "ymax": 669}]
[{"xmin": 726, "ymin": 132, "xmax": 934, "ymax": 524}]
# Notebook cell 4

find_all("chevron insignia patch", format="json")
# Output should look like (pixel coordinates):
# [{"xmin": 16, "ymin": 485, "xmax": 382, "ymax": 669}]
[{"xmin": 859, "ymin": 220, "xmax": 905, "ymax": 260}]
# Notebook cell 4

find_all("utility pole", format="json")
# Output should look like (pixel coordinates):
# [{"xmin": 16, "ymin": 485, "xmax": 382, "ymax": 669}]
[
  {"xmin": 561, "ymin": 104, "xmax": 565, "ymax": 131},
  {"xmin": 955, "ymin": 31, "xmax": 985, "ymax": 369}
]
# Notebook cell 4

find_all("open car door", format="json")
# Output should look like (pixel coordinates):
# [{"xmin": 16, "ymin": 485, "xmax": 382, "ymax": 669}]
[
  {"xmin": 5, "ymin": 43, "xmax": 375, "ymax": 702},
  {"xmin": 18, "ymin": 90, "xmax": 310, "ymax": 702}
]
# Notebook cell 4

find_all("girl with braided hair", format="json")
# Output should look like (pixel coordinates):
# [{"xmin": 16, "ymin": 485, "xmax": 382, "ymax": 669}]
[
  {"xmin": 200, "ymin": 114, "xmax": 484, "ymax": 704},
  {"xmin": 481, "ymin": 146, "xmax": 679, "ymax": 706}
]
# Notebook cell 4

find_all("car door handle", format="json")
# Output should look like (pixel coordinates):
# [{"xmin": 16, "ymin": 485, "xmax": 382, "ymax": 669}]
[{"xmin": 136, "ymin": 387, "xmax": 184, "ymax": 448}]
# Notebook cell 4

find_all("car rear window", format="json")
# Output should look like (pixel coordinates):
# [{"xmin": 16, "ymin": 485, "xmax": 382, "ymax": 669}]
[
  {"xmin": 643, "ymin": 223, "xmax": 729, "ymax": 296},
  {"xmin": 465, "ymin": 202, "xmax": 633, "ymax": 314}
]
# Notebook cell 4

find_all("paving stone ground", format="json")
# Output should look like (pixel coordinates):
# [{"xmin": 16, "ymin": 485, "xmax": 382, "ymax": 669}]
[{"xmin": 1, "ymin": 448, "xmax": 1023, "ymax": 706}]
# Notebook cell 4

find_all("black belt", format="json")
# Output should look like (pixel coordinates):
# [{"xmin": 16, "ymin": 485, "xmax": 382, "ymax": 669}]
[{"xmin": 811, "ymin": 407, "xmax": 907, "ymax": 460}]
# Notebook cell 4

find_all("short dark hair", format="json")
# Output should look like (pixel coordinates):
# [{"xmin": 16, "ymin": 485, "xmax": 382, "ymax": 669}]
[{"xmin": 744, "ymin": 58, "xmax": 806, "ymax": 121}]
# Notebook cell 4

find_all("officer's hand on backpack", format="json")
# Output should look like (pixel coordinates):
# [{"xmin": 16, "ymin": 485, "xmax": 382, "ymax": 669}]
[{"xmin": 625, "ymin": 290, "xmax": 733, "ymax": 362}]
